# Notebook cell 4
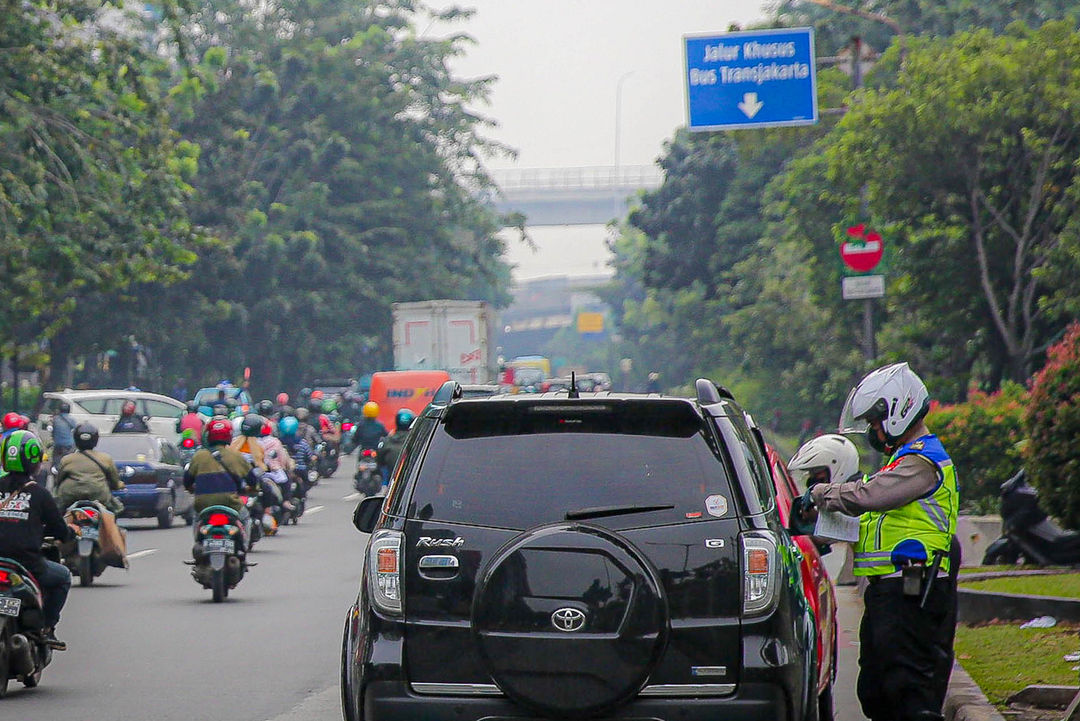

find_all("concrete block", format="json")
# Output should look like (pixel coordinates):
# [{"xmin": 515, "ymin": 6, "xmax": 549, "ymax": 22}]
[{"xmin": 957, "ymin": 515, "xmax": 1002, "ymax": 567}]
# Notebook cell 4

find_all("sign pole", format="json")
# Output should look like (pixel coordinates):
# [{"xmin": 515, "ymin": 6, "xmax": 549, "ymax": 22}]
[{"xmin": 852, "ymin": 38, "xmax": 875, "ymax": 362}]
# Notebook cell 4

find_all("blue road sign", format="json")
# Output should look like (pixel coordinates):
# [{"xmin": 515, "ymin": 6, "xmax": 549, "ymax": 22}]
[{"xmin": 684, "ymin": 27, "xmax": 817, "ymax": 131}]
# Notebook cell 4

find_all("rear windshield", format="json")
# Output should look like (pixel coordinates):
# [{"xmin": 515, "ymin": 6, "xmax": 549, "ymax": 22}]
[
  {"xmin": 97, "ymin": 435, "xmax": 158, "ymax": 461},
  {"xmin": 406, "ymin": 402, "xmax": 736, "ymax": 530}
]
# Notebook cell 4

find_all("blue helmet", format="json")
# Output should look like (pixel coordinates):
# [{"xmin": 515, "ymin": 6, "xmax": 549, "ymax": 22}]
[
  {"xmin": 395, "ymin": 408, "xmax": 416, "ymax": 432},
  {"xmin": 278, "ymin": 416, "xmax": 299, "ymax": 438}
]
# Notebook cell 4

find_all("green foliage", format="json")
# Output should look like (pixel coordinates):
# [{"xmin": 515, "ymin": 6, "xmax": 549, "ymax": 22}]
[
  {"xmin": 0, "ymin": 0, "xmax": 204, "ymax": 360},
  {"xmin": 927, "ymin": 382, "xmax": 1027, "ymax": 509},
  {"xmin": 1025, "ymin": 322, "xmax": 1080, "ymax": 529}
]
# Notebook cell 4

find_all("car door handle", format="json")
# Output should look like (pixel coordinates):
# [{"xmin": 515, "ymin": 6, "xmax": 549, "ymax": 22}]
[{"xmin": 418, "ymin": 555, "xmax": 460, "ymax": 580}]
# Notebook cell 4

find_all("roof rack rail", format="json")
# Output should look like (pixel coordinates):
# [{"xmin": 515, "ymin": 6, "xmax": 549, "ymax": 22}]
[
  {"xmin": 695, "ymin": 378, "xmax": 735, "ymax": 405},
  {"xmin": 431, "ymin": 380, "xmax": 462, "ymax": 406}
]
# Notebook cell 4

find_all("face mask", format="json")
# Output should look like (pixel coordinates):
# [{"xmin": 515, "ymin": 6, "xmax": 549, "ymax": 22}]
[{"xmin": 866, "ymin": 426, "xmax": 891, "ymax": 454}]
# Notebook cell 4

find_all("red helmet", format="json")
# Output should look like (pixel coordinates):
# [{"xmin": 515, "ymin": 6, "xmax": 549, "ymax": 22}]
[
  {"xmin": 310, "ymin": 389, "xmax": 324, "ymax": 400},
  {"xmin": 121, "ymin": 400, "xmax": 137, "ymax": 416},
  {"xmin": 2, "ymin": 412, "xmax": 23, "ymax": 430},
  {"xmin": 275, "ymin": 392, "xmax": 289, "ymax": 406},
  {"xmin": 260, "ymin": 421, "xmax": 273, "ymax": 437},
  {"xmin": 205, "ymin": 418, "xmax": 233, "ymax": 445}
]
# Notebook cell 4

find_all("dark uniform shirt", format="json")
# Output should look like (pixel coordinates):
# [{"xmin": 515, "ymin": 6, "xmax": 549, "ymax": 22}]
[
  {"xmin": 0, "ymin": 474, "xmax": 72, "ymax": 572},
  {"xmin": 112, "ymin": 415, "xmax": 150, "ymax": 433}
]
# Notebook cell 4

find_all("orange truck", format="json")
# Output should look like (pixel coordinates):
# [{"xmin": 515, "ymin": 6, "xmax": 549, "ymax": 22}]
[{"xmin": 366, "ymin": 370, "xmax": 451, "ymax": 430}]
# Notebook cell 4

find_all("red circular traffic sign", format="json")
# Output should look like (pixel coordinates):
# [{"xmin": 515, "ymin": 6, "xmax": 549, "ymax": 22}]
[{"xmin": 840, "ymin": 226, "xmax": 884, "ymax": 273}]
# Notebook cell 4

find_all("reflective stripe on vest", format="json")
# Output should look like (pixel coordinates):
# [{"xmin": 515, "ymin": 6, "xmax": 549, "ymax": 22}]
[{"xmin": 853, "ymin": 435, "xmax": 958, "ymax": 576}]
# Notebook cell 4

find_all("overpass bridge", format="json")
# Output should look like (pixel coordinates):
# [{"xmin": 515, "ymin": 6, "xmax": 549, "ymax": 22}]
[{"xmin": 489, "ymin": 165, "xmax": 663, "ymax": 226}]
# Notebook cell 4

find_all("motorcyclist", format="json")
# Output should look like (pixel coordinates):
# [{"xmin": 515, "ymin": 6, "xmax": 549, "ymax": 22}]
[
  {"xmin": 176, "ymin": 400, "xmax": 204, "ymax": 436},
  {"xmin": 229, "ymin": 414, "xmax": 268, "ymax": 471},
  {"xmin": 2, "ymin": 411, "xmax": 29, "ymax": 439},
  {"xmin": 0, "ymin": 430, "xmax": 74, "ymax": 650},
  {"xmin": 377, "ymin": 409, "xmax": 415, "ymax": 485},
  {"xmin": 183, "ymin": 418, "xmax": 258, "ymax": 515},
  {"xmin": 351, "ymin": 401, "xmax": 388, "ymax": 454},
  {"xmin": 277, "ymin": 416, "xmax": 313, "ymax": 499},
  {"xmin": 54, "ymin": 423, "xmax": 125, "ymax": 513},
  {"xmin": 294, "ymin": 407, "xmax": 321, "ymax": 449},
  {"xmin": 112, "ymin": 400, "xmax": 149, "ymax": 433},
  {"xmin": 50, "ymin": 402, "xmax": 79, "ymax": 461}
]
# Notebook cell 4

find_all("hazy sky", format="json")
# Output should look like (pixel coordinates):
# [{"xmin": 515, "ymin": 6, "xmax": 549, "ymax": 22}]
[{"xmin": 431, "ymin": 1, "xmax": 772, "ymax": 170}]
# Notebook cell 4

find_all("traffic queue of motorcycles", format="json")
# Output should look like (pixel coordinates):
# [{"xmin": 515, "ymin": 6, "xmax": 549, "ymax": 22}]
[{"xmin": 1, "ymin": 393, "xmax": 399, "ymax": 695}]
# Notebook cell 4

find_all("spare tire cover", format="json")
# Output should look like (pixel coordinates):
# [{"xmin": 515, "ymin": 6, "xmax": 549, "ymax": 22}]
[{"xmin": 472, "ymin": 522, "xmax": 668, "ymax": 718}]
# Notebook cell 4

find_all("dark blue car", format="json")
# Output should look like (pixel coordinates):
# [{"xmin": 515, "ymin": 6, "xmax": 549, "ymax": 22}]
[{"xmin": 98, "ymin": 434, "xmax": 194, "ymax": 528}]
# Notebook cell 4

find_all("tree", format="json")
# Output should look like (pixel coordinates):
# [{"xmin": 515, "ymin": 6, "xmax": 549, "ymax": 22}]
[
  {"xmin": 825, "ymin": 22, "xmax": 1080, "ymax": 383},
  {"xmin": 0, "ymin": 0, "xmax": 202, "ymax": 374}
]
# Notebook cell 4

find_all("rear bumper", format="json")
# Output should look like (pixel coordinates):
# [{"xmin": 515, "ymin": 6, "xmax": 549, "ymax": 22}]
[{"xmin": 361, "ymin": 679, "xmax": 788, "ymax": 721}]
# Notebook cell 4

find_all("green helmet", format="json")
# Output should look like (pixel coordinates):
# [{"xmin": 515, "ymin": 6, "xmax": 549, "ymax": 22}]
[
  {"xmin": 321, "ymin": 398, "xmax": 337, "ymax": 413},
  {"xmin": 2, "ymin": 430, "xmax": 44, "ymax": 475}
]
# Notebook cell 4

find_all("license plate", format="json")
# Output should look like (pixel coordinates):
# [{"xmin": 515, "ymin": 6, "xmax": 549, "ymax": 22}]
[
  {"xmin": 203, "ymin": 538, "xmax": 235, "ymax": 554},
  {"xmin": 0, "ymin": 597, "xmax": 20, "ymax": 618},
  {"xmin": 80, "ymin": 526, "xmax": 99, "ymax": 540}
]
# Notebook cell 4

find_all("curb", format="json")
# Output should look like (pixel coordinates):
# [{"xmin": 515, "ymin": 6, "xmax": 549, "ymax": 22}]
[
  {"xmin": 958, "ymin": 587, "xmax": 1080, "ymax": 623},
  {"xmin": 945, "ymin": 661, "xmax": 1007, "ymax": 721}
]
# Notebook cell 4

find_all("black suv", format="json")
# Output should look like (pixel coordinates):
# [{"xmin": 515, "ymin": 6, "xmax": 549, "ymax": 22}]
[{"xmin": 343, "ymin": 380, "xmax": 818, "ymax": 721}]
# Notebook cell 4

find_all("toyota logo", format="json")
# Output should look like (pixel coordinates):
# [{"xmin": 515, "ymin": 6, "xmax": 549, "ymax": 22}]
[{"xmin": 551, "ymin": 607, "xmax": 586, "ymax": 632}]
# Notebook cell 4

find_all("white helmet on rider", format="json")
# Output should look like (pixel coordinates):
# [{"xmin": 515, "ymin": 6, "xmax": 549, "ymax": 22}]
[
  {"xmin": 789, "ymin": 434, "xmax": 861, "ymax": 487},
  {"xmin": 839, "ymin": 362, "xmax": 929, "ymax": 451}
]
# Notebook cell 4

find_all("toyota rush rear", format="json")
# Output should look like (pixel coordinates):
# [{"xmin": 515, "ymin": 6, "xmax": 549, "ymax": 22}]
[{"xmin": 342, "ymin": 379, "xmax": 818, "ymax": 721}]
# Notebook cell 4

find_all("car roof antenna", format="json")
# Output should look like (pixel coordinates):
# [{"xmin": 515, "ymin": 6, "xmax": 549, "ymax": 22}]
[{"xmin": 568, "ymin": 371, "xmax": 580, "ymax": 399}]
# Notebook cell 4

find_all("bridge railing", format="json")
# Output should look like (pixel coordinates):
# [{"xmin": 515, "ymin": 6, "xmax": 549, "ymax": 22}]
[{"xmin": 489, "ymin": 165, "xmax": 664, "ymax": 193}]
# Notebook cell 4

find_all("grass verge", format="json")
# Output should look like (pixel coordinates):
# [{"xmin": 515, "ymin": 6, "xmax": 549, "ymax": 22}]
[
  {"xmin": 955, "ymin": 622, "xmax": 1080, "ymax": 705},
  {"xmin": 961, "ymin": 573, "xmax": 1080, "ymax": 597}
]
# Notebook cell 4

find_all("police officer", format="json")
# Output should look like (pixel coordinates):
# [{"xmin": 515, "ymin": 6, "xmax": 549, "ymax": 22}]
[{"xmin": 807, "ymin": 362, "xmax": 958, "ymax": 721}]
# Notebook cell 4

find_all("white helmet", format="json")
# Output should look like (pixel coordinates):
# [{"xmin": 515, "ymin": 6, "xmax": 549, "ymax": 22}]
[
  {"xmin": 839, "ymin": 362, "xmax": 929, "ymax": 446},
  {"xmin": 789, "ymin": 434, "xmax": 861, "ymax": 486}
]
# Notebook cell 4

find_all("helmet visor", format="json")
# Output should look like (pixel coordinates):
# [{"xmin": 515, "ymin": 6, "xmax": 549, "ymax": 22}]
[{"xmin": 838, "ymin": 388, "xmax": 865, "ymax": 434}]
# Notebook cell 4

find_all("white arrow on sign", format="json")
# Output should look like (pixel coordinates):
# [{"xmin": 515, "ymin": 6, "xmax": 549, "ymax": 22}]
[{"xmin": 738, "ymin": 92, "xmax": 764, "ymax": 119}]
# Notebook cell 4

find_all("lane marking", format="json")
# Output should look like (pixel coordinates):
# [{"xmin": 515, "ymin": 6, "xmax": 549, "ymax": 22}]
[
  {"xmin": 342, "ymin": 492, "xmax": 361, "ymax": 501},
  {"xmin": 127, "ymin": 549, "xmax": 158, "ymax": 560},
  {"xmin": 306, "ymin": 505, "xmax": 325, "ymax": 515}
]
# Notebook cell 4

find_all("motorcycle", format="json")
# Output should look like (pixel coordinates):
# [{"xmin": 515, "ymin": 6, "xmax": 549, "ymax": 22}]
[
  {"xmin": 185, "ymin": 506, "xmax": 253, "ymax": 602},
  {"xmin": 178, "ymin": 434, "xmax": 200, "ymax": 466},
  {"xmin": 61, "ymin": 501, "xmax": 107, "ymax": 587},
  {"xmin": 0, "ymin": 544, "xmax": 60, "ymax": 695},
  {"xmin": 340, "ymin": 421, "xmax": 356, "ymax": 454},
  {"xmin": 983, "ymin": 469, "xmax": 1080, "ymax": 565},
  {"xmin": 354, "ymin": 448, "xmax": 381, "ymax": 496},
  {"xmin": 315, "ymin": 440, "xmax": 339, "ymax": 479}
]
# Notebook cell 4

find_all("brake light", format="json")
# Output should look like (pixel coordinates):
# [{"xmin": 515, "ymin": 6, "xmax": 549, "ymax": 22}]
[
  {"xmin": 362, "ymin": 449, "xmax": 377, "ymax": 458},
  {"xmin": 208, "ymin": 513, "xmax": 231, "ymax": 527},
  {"xmin": 368, "ymin": 530, "xmax": 403, "ymax": 615},
  {"xmin": 182, "ymin": 438, "xmax": 196, "ymax": 449},
  {"xmin": 741, "ymin": 531, "xmax": 780, "ymax": 616},
  {"xmin": 342, "ymin": 422, "xmax": 354, "ymax": 432},
  {"xmin": 0, "ymin": 569, "xmax": 10, "ymax": 588}
]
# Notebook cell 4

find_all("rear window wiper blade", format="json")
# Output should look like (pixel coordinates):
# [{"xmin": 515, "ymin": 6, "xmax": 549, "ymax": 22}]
[{"xmin": 565, "ymin": 504, "xmax": 675, "ymax": 521}]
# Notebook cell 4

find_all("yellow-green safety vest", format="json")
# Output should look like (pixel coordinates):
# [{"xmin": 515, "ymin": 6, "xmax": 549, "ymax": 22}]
[{"xmin": 853, "ymin": 434, "xmax": 958, "ymax": 576}]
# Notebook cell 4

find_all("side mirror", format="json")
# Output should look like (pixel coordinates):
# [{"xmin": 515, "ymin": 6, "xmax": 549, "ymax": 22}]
[{"xmin": 353, "ymin": 495, "xmax": 384, "ymax": 534}]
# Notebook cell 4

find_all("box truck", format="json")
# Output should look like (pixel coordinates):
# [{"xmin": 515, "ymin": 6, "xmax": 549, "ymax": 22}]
[{"xmin": 391, "ymin": 300, "xmax": 496, "ymax": 384}]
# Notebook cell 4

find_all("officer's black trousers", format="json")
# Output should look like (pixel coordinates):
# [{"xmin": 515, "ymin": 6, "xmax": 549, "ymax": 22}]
[{"xmin": 858, "ymin": 570, "xmax": 956, "ymax": 721}]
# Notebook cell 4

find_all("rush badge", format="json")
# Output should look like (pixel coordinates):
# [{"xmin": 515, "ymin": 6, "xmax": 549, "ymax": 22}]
[{"xmin": 705, "ymin": 494, "xmax": 728, "ymax": 518}]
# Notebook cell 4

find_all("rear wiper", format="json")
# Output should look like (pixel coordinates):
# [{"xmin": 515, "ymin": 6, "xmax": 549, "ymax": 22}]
[{"xmin": 565, "ymin": 504, "xmax": 675, "ymax": 521}]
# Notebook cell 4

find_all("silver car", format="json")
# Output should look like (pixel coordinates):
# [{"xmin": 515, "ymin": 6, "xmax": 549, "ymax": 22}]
[{"xmin": 40, "ymin": 389, "xmax": 186, "ymax": 441}]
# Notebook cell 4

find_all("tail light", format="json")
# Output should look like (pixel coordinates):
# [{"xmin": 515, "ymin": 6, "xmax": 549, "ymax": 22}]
[
  {"xmin": 207, "ymin": 513, "xmax": 232, "ymax": 527},
  {"xmin": 181, "ymin": 438, "xmax": 196, "ymax": 449},
  {"xmin": 362, "ymin": 449, "xmax": 377, "ymax": 458},
  {"xmin": 0, "ymin": 569, "xmax": 10, "ymax": 588},
  {"xmin": 741, "ymin": 531, "xmax": 780, "ymax": 616},
  {"xmin": 342, "ymin": 422, "xmax": 354, "ymax": 432},
  {"xmin": 368, "ymin": 529, "xmax": 403, "ymax": 615}
]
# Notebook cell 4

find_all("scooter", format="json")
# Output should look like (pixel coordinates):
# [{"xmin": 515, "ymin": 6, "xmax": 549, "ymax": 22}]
[
  {"xmin": 983, "ymin": 469, "xmax": 1080, "ymax": 565},
  {"xmin": 0, "ymin": 546, "xmax": 59, "ymax": 696},
  {"xmin": 354, "ymin": 448, "xmax": 381, "ymax": 496},
  {"xmin": 185, "ymin": 506, "xmax": 254, "ymax": 602},
  {"xmin": 315, "ymin": 440, "xmax": 339, "ymax": 478},
  {"xmin": 61, "ymin": 501, "xmax": 107, "ymax": 587}
]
